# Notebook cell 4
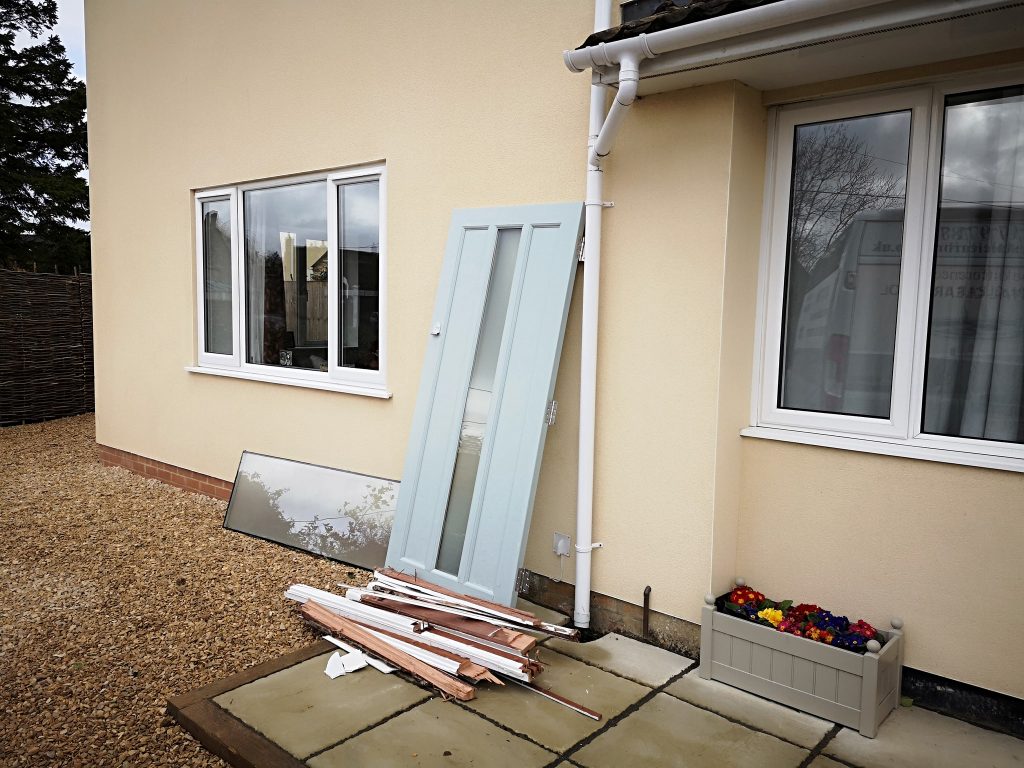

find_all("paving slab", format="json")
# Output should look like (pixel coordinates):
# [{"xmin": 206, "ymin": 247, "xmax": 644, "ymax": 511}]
[
  {"xmin": 664, "ymin": 672, "xmax": 832, "ymax": 749},
  {"xmin": 544, "ymin": 632, "xmax": 693, "ymax": 687},
  {"xmin": 213, "ymin": 653, "xmax": 430, "ymax": 759},
  {"xmin": 574, "ymin": 692, "xmax": 809, "ymax": 768},
  {"xmin": 463, "ymin": 649, "xmax": 649, "ymax": 753},
  {"xmin": 807, "ymin": 757, "xmax": 848, "ymax": 768},
  {"xmin": 825, "ymin": 706, "xmax": 1024, "ymax": 768},
  {"xmin": 308, "ymin": 698, "xmax": 555, "ymax": 768},
  {"xmin": 518, "ymin": 598, "xmax": 570, "ymax": 626}
]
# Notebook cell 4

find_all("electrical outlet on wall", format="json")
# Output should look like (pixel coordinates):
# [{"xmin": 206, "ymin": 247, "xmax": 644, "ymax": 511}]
[{"xmin": 553, "ymin": 532, "xmax": 571, "ymax": 557}]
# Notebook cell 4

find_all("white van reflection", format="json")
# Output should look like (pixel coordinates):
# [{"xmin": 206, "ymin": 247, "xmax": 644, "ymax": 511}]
[{"xmin": 784, "ymin": 205, "xmax": 1024, "ymax": 420}]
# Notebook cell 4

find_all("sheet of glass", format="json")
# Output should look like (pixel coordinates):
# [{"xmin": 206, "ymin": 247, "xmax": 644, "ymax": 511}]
[
  {"xmin": 780, "ymin": 110, "xmax": 911, "ymax": 417},
  {"xmin": 202, "ymin": 198, "xmax": 233, "ymax": 355},
  {"xmin": 923, "ymin": 86, "xmax": 1024, "ymax": 443},
  {"xmin": 244, "ymin": 181, "xmax": 328, "ymax": 371},
  {"xmin": 339, "ymin": 180, "xmax": 380, "ymax": 370},
  {"xmin": 435, "ymin": 228, "xmax": 522, "ymax": 576},
  {"xmin": 224, "ymin": 451, "xmax": 398, "ymax": 569}
]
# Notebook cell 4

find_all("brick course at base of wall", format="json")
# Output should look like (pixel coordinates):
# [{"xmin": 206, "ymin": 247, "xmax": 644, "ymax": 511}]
[
  {"xmin": 96, "ymin": 444, "xmax": 233, "ymax": 501},
  {"xmin": 518, "ymin": 569, "xmax": 702, "ymax": 658}
]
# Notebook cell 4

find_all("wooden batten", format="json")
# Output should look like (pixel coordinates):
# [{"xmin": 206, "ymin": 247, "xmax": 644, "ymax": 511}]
[
  {"xmin": 361, "ymin": 595, "xmax": 538, "ymax": 652},
  {"xmin": 300, "ymin": 601, "xmax": 476, "ymax": 701},
  {"xmin": 377, "ymin": 568, "xmax": 540, "ymax": 624}
]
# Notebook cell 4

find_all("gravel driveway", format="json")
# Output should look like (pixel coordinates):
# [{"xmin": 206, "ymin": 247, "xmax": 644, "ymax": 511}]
[{"xmin": 0, "ymin": 415, "xmax": 370, "ymax": 767}]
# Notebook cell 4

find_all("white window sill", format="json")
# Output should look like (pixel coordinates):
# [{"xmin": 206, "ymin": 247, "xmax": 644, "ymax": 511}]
[
  {"xmin": 740, "ymin": 426, "xmax": 1024, "ymax": 474},
  {"xmin": 185, "ymin": 366, "xmax": 392, "ymax": 399}
]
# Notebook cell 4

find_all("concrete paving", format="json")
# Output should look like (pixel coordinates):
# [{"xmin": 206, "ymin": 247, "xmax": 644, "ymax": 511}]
[
  {"xmin": 189, "ymin": 634, "xmax": 1023, "ymax": 768},
  {"xmin": 545, "ymin": 632, "xmax": 694, "ymax": 687},
  {"xmin": 463, "ymin": 648, "xmax": 650, "ymax": 753},
  {"xmin": 665, "ymin": 672, "xmax": 832, "ymax": 749},
  {"xmin": 517, "ymin": 598, "xmax": 570, "ymax": 626},
  {"xmin": 307, "ymin": 699, "xmax": 556, "ymax": 768},
  {"xmin": 213, "ymin": 653, "xmax": 430, "ymax": 759},
  {"xmin": 573, "ymin": 692, "xmax": 809, "ymax": 768},
  {"xmin": 824, "ymin": 705, "xmax": 1024, "ymax": 768}
]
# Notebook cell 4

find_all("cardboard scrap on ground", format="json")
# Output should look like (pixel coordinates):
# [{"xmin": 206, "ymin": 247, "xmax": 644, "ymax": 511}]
[{"xmin": 287, "ymin": 569, "xmax": 599, "ymax": 718}]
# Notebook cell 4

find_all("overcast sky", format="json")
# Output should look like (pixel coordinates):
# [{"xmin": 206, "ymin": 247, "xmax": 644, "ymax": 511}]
[{"xmin": 14, "ymin": 0, "xmax": 86, "ymax": 80}]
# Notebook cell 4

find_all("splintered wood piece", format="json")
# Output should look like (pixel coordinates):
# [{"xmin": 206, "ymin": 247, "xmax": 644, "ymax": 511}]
[
  {"xmin": 300, "ymin": 600, "xmax": 476, "ymax": 701},
  {"xmin": 377, "ymin": 568, "xmax": 540, "ymax": 623},
  {"xmin": 362, "ymin": 595, "xmax": 538, "ymax": 652}
]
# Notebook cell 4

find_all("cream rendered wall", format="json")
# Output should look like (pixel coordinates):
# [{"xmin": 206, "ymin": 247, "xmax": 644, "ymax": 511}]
[
  {"xmin": 84, "ymin": 0, "xmax": 592, "ymax": 483},
  {"xmin": 527, "ymin": 82, "xmax": 768, "ymax": 624},
  {"xmin": 734, "ymin": 57, "xmax": 1024, "ymax": 698}
]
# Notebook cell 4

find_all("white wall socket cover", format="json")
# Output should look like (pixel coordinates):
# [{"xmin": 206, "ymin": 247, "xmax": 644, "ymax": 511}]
[{"xmin": 553, "ymin": 532, "xmax": 571, "ymax": 556}]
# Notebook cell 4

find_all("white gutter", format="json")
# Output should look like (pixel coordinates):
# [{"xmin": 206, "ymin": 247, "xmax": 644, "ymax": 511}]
[{"xmin": 565, "ymin": 0, "xmax": 1018, "ymax": 81}]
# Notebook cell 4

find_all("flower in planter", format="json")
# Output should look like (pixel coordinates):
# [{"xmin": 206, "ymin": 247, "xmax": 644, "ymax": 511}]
[
  {"xmin": 757, "ymin": 607, "xmax": 784, "ymax": 627},
  {"xmin": 778, "ymin": 618, "xmax": 803, "ymax": 636},
  {"xmin": 805, "ymin": 625, "xmax": 834, "ymax": 644},
  {"xmin": 786, "ymin": 603, "xmax": 820, "ymax": 622},
  {"xmin": 831, "ymin": 633, "xmax": 868, "ymax": 651},
  {"xmin": 728, "ymin": 586, "xmax": 765, "ymax": 606},
  {"xmin": 850, "ymin": 619, "xmax": 877, "ymax": 639},
  {"xmin": 811, "ymin": 611, "xmax": 850, "ymax": 634}
]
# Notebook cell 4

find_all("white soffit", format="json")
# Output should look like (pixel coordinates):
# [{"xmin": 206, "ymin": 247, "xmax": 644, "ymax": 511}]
[{"xmin": 591, "ymin": 2, "xmax": 1024, "ymax": 96}]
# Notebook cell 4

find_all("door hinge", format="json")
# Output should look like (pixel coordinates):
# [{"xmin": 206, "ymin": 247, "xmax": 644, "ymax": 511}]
[{"xmin": 545, "ymin": 400, "xmax": 558, "ymax": 426}]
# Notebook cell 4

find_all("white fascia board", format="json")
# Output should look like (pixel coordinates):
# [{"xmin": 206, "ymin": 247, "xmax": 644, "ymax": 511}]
[{"xmin": 566, "ymin": 0, "xmax": 1021, "ymax": 86}]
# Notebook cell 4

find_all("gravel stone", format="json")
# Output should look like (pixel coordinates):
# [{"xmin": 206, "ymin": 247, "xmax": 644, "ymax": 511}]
[{"xmin": 0, "ymin": 415, "xmax": 371, "ymax": 767}]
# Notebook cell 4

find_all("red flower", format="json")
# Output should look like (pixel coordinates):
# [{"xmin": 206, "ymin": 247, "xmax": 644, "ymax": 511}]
[{"xmin": 729, "ymin": 586, "xmax": 766, "ymax": 606}]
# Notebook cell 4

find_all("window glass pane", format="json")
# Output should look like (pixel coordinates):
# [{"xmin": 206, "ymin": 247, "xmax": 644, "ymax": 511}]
[
  {"xmin": 923, "ymin": 86, "xmax": 1024, "ymax": 444},
  {"xmin": 201, "ymin": 198, "xmax": 233, "ymax": 355},
  {"xmin": 436, "ymin": 228, "xmax": 521, "ymax": 576},
  {"xmin": 780, "ymin": 111, "xmax": 911, "ymax": 417},
  {"xmin": 339, "ymin": 180, "xmax": 380, "ymax": 370},
  {"xmin": 244, "ymin": 181, "xmax": 328, "ymax": 370}
]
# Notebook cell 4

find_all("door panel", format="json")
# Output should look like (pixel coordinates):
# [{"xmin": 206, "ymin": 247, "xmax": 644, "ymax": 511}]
[{"xmin": 386, "ymin": 203, "xmax": 584, "ymax": 605}]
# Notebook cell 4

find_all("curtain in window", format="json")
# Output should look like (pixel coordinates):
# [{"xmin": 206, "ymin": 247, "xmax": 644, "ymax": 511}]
[{"xmin": 923, "ymin": 87, "xmax": 1024, "ymax": 443}]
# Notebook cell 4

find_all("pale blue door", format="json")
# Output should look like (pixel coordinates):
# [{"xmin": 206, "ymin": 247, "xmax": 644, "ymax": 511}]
[{"xmin": 386, "ymin": 202, "xmax": 584, "ymax": 605}]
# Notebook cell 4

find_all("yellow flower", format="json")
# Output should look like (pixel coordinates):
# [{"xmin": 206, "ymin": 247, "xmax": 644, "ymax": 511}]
[{"xmin": 757, "ymin": 608, "xmax": 784, "ymax": 627}]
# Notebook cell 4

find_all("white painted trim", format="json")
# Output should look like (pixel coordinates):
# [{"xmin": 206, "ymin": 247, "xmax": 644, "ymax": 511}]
[
  {"xmin": 741, "ymin": 426, "xmax": 1024, "ymax": 473},
  {"xmin": 192, "ymin": 163, "xmax": 388, "ymax": 393},
  {"xmin": 185, "ymin": 365, "xmax": 392, "ymax": 398}
]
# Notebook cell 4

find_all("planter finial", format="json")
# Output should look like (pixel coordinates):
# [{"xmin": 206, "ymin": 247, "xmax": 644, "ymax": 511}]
[
  {"xmin": 734, "ymin": 577, "xmax": 745, "ymax": 587},
  {"xmin": 704, "ymin": 593, "xmax": 716, "ymax": 606},
  {"xmin": 890, "ymin": 617, "xmax": 904, "ymax": 630},
  {"xmin": 866, "ymin": 639, "xmax": 882, "ymax": 653}
]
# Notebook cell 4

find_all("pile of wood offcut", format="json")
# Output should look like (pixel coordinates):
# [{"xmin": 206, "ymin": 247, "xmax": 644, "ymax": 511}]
[{"xmin": 285, "ymin": 568, "xmax": 600, "ymax": 719}]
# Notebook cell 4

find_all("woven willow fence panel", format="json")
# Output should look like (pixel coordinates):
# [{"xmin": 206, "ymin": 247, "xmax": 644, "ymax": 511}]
[{"xmin": 0, "ymin": 269, "xmax": 94, "ymax": 426}]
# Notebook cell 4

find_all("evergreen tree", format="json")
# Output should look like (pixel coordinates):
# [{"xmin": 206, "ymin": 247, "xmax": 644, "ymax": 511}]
[{"xmin": 0, "ymin": 0, "xmax": 89, "ymax": 273}]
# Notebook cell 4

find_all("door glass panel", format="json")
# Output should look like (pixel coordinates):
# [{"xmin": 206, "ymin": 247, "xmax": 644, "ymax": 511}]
[
  {"xmin": 202, "ymin": 198, "xmax": 233, "ymax": 355},
  {"xmin": 435, "ymin": 228, "xmax": 522, "ymax": 576},
  {"xmin": 923, "ymin": 85, "xmax": 1024, "ymax": 443},
  {"xmin": 780, "ymin": 110, "xmax": 911, "ymax": 418}
]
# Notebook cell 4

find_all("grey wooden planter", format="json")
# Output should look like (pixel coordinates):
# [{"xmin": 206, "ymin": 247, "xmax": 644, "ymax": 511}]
[{"xmin": 699, "ymin": 583, "xmax": 903, "ymax": 738}]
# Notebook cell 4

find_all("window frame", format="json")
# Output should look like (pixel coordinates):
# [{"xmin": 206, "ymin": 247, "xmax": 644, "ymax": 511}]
[
  {"xmin": 748, "ymin": 73, "xmax": 1024, "ymax": 471},
  {"xmin": 192, "ymin": 163, "xmax": 389, "ymax": 397},
  {"xmin": 195, "ymin": 187, "xmax": 241, "ymax": 368}
]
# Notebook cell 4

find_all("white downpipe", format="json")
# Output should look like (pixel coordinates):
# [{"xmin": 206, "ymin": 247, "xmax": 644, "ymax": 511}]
[{"xmin": 574, "ymin": 0, "xmax": 616, "ymax": 629}]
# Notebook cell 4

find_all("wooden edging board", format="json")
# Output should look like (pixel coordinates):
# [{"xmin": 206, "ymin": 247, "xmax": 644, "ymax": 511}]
[{"xmin": 167, "ymin": 640, "xmax": 334, "ymax": 768}]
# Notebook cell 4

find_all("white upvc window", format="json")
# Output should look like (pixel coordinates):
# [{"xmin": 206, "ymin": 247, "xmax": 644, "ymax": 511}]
[
  {"xmin": 192, "ymin": 164, "xmax": 389, "ymax": 397},
  {"xmin": 748, "ymin": 75, "xmax": 1024, "ymax": 472}
]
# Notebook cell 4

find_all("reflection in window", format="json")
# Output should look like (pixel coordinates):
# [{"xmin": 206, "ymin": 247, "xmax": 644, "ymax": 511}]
[
  {"xmin": 339, "ymin": 180, "xmax": 380, "ymax": 370},
  {"xmin": 202, "ymin": 198, "xmax": 233, "ymax": 355},
  {"xmin": 923, "ymin": 86, "xmax": 1024, "ymax": 443},
  {"xmin": 244, "ymin": 182, "xmax": 328, "ymax": 371},
  {"xmin": 780, "ymin": 111, "xmax": 911, "ymax": 417}
]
